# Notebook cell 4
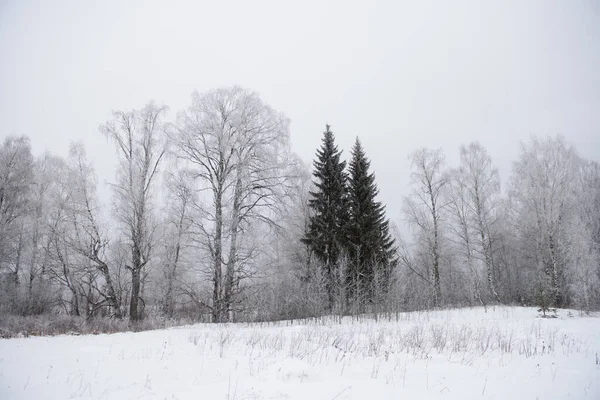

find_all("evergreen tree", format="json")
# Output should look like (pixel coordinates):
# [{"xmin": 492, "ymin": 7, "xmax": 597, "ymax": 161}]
[
  {"xmin": 302, "ymin": 125, "xmax": 348, "ymax": 310},
  {"xmin": 346, "ymin": 138, "xmax": 397, "ymax": 306}
]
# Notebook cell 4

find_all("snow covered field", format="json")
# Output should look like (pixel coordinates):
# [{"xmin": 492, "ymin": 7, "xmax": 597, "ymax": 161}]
[{"xmin": 1, "ymin": 307, "xmax": 599, "ymax": 400}]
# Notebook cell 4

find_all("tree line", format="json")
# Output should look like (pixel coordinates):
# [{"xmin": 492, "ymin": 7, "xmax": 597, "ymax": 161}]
[{"xmin": 0, "ymin": 86, "xmax": 599, "ymax": 325}]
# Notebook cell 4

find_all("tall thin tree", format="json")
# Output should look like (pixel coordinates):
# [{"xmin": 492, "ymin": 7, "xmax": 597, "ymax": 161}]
[
  {"xmin": 100, "ymin": 102, "xmax": 167, "ymax": 322},
  {"xmin": 346, "ymin": 138, "xmax": 396, "ymax": 307},
  {"xmin": 404, "ymin": 148, "xmax": 448, "ymax": 307},
  {"xmin": 302, "ymin": 125, "xmax": 348, "ymax": 311}
]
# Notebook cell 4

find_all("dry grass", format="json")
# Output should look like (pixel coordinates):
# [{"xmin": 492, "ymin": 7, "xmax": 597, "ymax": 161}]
[{"xmin": 0, "ymin": 313, "xmax": 195, "ymax": 338}]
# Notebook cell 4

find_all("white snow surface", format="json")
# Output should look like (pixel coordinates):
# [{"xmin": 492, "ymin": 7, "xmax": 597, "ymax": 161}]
[{"xmin": 1, "ymin": 307, "xmax": 599, "ymax": 399}]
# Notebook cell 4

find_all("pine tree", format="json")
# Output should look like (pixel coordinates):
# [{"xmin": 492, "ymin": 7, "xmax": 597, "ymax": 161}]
[
  {"xmin": 302, "ymin": 125, "xmax": 348, "ymax": 311},
  {"xmin": 346, "ymin": 138, "xmax": 397, "ymax": 307}
]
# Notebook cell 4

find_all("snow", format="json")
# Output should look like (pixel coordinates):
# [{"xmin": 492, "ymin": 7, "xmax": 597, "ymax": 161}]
[{"xmin": 1, "ymin": 307, "xmax": 599, "ymax": 399}]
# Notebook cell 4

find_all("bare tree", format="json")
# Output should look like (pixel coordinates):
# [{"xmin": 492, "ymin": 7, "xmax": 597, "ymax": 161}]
[
  {"xmin": 64, "ymin": 144, "xmax": 122, "ymax": 318},
  {"xmin": 445, "ymin": 168, "xmax": 483, "ymax": 306},
  {"xmin": 100, "ymin": 103, "xmax": 167, "ymax": 322},
  {"xmin": 159, "ymin": 170, "xmax": 194, "ymax": 316},
  {"xmin": 45, "ymin": 177, "xmax": 85, "ymax": 317},
  {"xmin": 509, "ymin": 136, "xmax": 578, "ymax": 309},
  {"xmin": 174, "ymin": 86, "xmax": 293, "ymax": 322},
  {"xmin": 25, "ymin": 153, "xmax": 66, "ymax": 308},
  {"xmin": 403, "ymin": 148, "xmax": 448, "ymax": 307},
  {"xmin": 0, "ymin": 136, "xmax": 34, "ymax": 293},
  {"xmin": 564, "ymin": 214, "xmax": 599, "ymax": 313},
  {"xmin": 577, "ymin": 160, "xmax": 600, "ymax": 261},
  {"xmin": 459, "ymin": 143, "xmax": 501, "ymax": 301},
  {"xmin": 42, "ymin": 148, "xmax": 101, "ymax": 317},
  {"xmin": 566, "ymin": 160, "xmax": 600, "ymax": 313},
  {"xmin": 445, "ymin": 143, "xmax": 501, "ymax": 303}
]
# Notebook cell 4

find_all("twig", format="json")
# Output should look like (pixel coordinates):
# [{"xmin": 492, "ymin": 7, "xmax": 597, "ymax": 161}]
[{"xmin": 331, "ymin": 386, "xmax": 351, "ymax": 399}]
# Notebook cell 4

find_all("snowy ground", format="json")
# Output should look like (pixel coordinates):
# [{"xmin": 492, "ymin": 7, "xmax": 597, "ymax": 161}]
[{"xmin": 1, "ymin": 307, "xmax": 599, "ymax": 399}]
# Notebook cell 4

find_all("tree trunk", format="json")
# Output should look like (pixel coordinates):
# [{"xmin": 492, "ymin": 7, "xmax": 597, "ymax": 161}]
[
  {"xmin": 482, "ymin": 234, "xmax": 499, "ymax": 301},
  {"xmin": 548, "ymin": 233, "xmax": 561, "ymax": 308},
  {"xmin": 223, "ymin": 174, "xmax": 243, "ymax": 322},
  {"xmin": 461, "ymin": 218, "xmax": 483, "ymax": 307},
  {"xmin": 477, "ymin": 219, "xmax": 499, "ymax": 302},
  {"xmin": 71, "ymin": 291, "xmax": 80, "ymax": 317},
  {"xmin": 86, "ymin": 277, "xmax": 93, "ymax": 318},
  {"xmin": 129, "ymin": 220, "xmax": 144, "ymax": 321},
  {"xmin": 14, "ymin": 232, "xmax": 23, "ymax": 288},
  {"xmin": 431, "ymin": 194, "xmax": 442, "ymax": 307},
  {"xmin": 130, "ymin": 267, "xmax": 141, "ymax": 321},
  {"xmin": 164, "ymin": 263, "xmax": 175, "ymax": 317},
  {"xmin": 165, "ymin": 211, "xmax": 185, "ymax": 316},
  {"xmin": 60, "ymin": 254, "xmax": 80, "ymax": 316},
  {"xmin": 324, "ymin": 245, "xmax": 335, "ymax": 312},
  {"xmin": 28, "ymin": 269, "xmax": 35, "ymax": 296},
  {"xmin": 99, "ymin": 263, "xmax": 122, "ymax": 318},
  {"xmin": 212, "ymin": 187, "xmax": 223, "ymax": 323}
]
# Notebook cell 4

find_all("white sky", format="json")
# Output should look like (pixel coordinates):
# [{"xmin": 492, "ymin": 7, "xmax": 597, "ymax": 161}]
[{"xmin": 1, "ymin": 0, "xmax": 599, "ymax": 225}]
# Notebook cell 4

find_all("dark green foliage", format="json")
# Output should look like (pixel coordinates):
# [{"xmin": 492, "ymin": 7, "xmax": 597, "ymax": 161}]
[
  {"xmin": 345, "ymin": 138, "xmax": 397, "ymax": 306},
  {"xmin": 302, "ymin": 125, "xmax": 349, "ymax": 310}
]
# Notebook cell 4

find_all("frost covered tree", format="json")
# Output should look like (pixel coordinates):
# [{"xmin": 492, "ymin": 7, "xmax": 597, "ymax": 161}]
[
  {"xmin": 566, "ymin": 160, "xmax": 600, "ymax": 312},
  {"xmin": 0, "ymin": 137, "xmax": 34, "ymax": 291},
  {"xmin": 22, "ymin": 153, "xmax": 68, "ymax": 313},
  {"xmin": 445, "ymin": 167, "xmax": 483, "ymax": 305},
  {"xmin": 100, "ymin": 102, "xmax": 168, "ymax": 321},
  {"xmin": 0, "ymin": 136, "xmax": 35, "ymax": 313},
  {"xmin": 509, "ymin": 136, "xmax": 578, "ymax": 309},
  {"xmin": 159, "ymin": 170, "xmax": 194, "ymax": 317},
  {"xmin": 174, "ymin": 87, "xmax": 293, "ymax": 322},
  {"xmin": 64, "ymin": 144, "xmax": 122, "ymax": 317},
  {"xmin": 445, "ymin": 143, "xmax": 501, "ymax": 303},
  {"xmin": 403, "ymin": 148, "xmax": 448, "ymax": 307},
  {"xmin": 459, "ymin": 143, "xmax": 501, "ymax": 301},
  {"xmin": 255, "ymin": 157, "xmax": 323, "ymax": 320}
]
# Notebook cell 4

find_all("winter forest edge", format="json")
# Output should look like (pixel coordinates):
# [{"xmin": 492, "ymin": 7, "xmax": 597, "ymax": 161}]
[{"xmin": 1, "ymin": 86, "xmax": 599, "ymax": 334}]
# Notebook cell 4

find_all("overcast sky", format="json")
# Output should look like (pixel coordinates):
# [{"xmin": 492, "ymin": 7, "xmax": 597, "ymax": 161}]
[{"xmin": 1, "ymin": 0, "xmax": 599, "ymax": 226}]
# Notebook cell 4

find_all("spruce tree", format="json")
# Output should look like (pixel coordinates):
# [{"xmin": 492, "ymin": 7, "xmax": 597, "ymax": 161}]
[
  {"xmin": 302, "ymin": 125, "xmax": 348, "ymax": 311},
  {"xmin": 346, "ymin": 138, "xmax": 397, "ymax": 307}
]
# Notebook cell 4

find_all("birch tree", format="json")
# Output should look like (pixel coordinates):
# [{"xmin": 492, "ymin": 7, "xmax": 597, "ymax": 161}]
[
  {"xmin": 25, "ymin": 153, "xmax": 66, "ymax": 308},
  {"xmin": 567, "ymin": 160, "xmax": 600, "ymax": 312},
  {"xmin": 65, "ymin": 144, "xmax": 122, "ymax": 317},
  {"xmin": 100, "ymin": 102, "xmax": 168, "ymax": 322},
  {"xmin": 510, "ymin": 136, "xmax": 578, "ymax": 309},
  {"xmin": 0, "ymin": 136, "xmax": 34, "ymax": 290},
  {"xmin": 174, "ymin": 86, "xmax": 293, "ymax": 322},
  {"xmin": 453, "ymin": 143, "xmax": 501, "ymax": 301},
  {"xmin": 160, "ymin": 170, "xmax": 194, "ymax": 316},
  {"xmin": 445, "ymin": 168, "xmax": 483, "ymax": 305},
  {"xmin": 44, "ymin": 158, "xmax": 88, "ymax": 316},
  {"xmin": 403, "ymin": 148, "xmax": 448, "ymax": 307}
]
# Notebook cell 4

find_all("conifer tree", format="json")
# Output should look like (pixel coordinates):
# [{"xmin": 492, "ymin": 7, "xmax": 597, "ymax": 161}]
[
  {"xmin": 346, "ymin": 138, "xmax": 397, "ymax": 306},
  {"xmin": 302, "ymin": 125, "xmax": 348, "ymax": 310}
]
